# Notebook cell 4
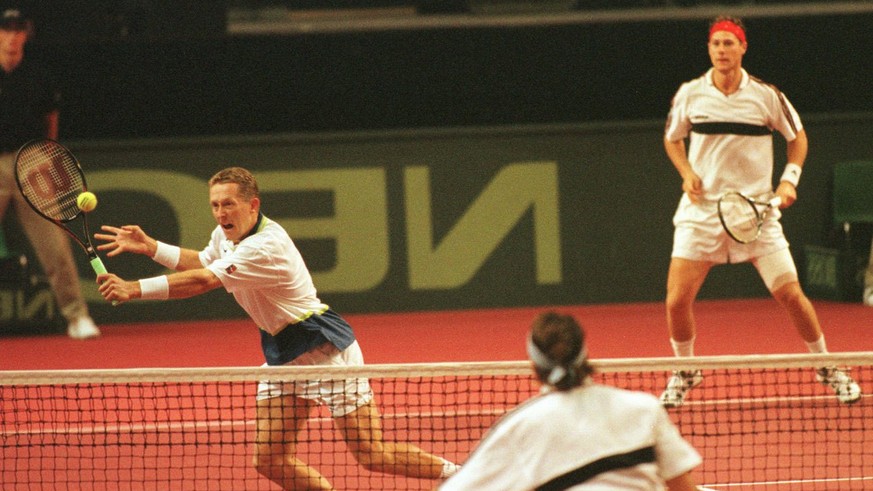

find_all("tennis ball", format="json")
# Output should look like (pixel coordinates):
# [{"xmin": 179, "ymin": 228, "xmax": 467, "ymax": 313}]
[{"xmin": 77, "ymin": 191, "xmax": 98, "ymax": 213}]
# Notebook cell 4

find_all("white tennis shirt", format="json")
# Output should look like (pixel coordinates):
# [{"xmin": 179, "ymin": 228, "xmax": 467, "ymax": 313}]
[
  {"xmin": 200, "ymin": 215, "xmax": 329, "ymax": 335},
  {"xmin": 440, "ymin": 383, "xmax": 701, "ymax": 490},
  {"xmin": 664, "ymin": 68, "xmax": 802, "ymax": 202}
]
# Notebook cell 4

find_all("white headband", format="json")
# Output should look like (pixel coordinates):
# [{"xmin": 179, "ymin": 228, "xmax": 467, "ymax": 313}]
[{"xmin": 526, "ymin": 333, "xmax": 588, "ymax": 385}]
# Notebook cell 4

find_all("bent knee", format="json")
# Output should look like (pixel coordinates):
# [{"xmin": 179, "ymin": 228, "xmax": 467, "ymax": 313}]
[
  {"xmin": 772, "ymin": 281, "xmax": 806, "ymax": 305},
  {"xmin": 349, "ymin": 444, "xmax": 391, "ymax": 472},
  {"xmin": 252, "ymin": 448, "xmax": 287, "ymax": 476},
  {"xmin": 252, "ymin": 454, "xmax": 277, "ymax": 476},
  {"xmin": 666, "ymin": 289, "xmax": 695, "ymax": 314}
]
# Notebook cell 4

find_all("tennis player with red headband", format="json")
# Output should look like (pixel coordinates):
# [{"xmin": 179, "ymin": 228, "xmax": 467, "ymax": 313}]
[{"xmin": 660, "ymin": 16, "xmax": 861, "ymax": 407}]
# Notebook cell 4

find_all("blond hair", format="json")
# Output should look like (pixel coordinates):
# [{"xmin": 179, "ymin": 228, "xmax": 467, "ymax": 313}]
[{"xmin": 208, "ymin": 167, "xmax": 260, "ymax": 201}]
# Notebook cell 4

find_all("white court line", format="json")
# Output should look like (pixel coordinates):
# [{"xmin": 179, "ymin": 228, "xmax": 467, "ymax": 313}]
[
  {"xmin": 682, "ymin": 392, "xmax": 870, "ymax": 407},
  {"xmin": 700, "ymin": 476, "xmax": 873, "ymax": 489},
  {"xmin": 4, "ymin": 390, "xmax": 867, "ymax": 437},
  {"xmin": 1, "ymin": 407, "xmax": 512, "ymax": 437}
]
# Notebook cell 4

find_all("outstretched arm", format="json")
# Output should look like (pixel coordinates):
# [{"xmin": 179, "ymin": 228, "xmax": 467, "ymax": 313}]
[
  {"xmin": 95, "ymin": 225, "xmax": 203, "ymax": 270},
  {"xmin": 96, "ymin": 269, "xmax": 222, "ymax": 305}
]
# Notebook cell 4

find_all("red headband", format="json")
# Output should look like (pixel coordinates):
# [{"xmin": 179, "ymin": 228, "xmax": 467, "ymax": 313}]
[{"xmin": 709, "ymin": 20, "xmax": 746, "ymax": 44}]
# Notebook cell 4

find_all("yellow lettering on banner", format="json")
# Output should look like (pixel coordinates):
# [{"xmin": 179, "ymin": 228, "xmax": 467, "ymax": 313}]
[
  {"xmin": 258, "ymin": 169, "xmax": 389, "ymax": 293},
  {"xmin": 0, "ymin": 289, "xmax": 55, "ymax": 321},
  {"xmin": 404, "ymin": 162, "xmax": 562, "ymax": 289},
  {"xmin": 18, "ymin": 289, "xmax": 55, "ymax": 320},
  {"xmin": 0, "ymin": 290, "xmax": 13, "ymax": 320},
  {"xmin": 77, "ymin": 164, "xmax": 559, "ymax": 299}
]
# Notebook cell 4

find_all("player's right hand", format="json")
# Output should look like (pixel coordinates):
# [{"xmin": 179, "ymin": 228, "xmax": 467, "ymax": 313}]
[
  {"xmin": 96, "ymin": 273, "xmax": 135, "ymax": 304},
  {"xmin": 682, "ymin": 174, "xmax": 703, "ymax": 204},
  {"xmin": 95, "ymin": 225, "xmax": 156, "ymax": 258}
]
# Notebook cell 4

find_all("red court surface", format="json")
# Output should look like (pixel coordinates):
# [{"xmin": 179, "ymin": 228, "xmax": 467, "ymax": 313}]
[
  {"xmin": 2, "ymin": 299, "xmax": 872, "ymax": 370},
  {"xmin": 2, "ymin": 299, "xmax": 872, "ymax": 490}
]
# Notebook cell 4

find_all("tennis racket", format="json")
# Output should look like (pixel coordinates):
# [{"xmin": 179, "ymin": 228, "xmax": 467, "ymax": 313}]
[
  {"xmin": 717, "ymin": 191, "xmax": 782, "ymax": 244},
  {"xmin": 14, "ymin": 139, "xmax": 114, "ymax": 287}
]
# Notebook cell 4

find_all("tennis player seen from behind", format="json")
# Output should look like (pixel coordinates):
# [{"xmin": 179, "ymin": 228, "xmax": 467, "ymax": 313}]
[
  {"xmin": 94, "ymin": 166, "xmax": 459, "ymax": 490},
  {"xmin": 661, "ymin": 15, "xmax": 860, "ymax": 407},
  {"xmin": 440, "ymin": 311, "xmax": 702, "ymax": 491}
]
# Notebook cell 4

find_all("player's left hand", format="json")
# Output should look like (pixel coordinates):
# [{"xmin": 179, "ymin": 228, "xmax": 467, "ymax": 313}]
[
  {"xmin": 775, "ymin": 181, "xmax": 797, "ymax": 209},
  {"xmin": 97, "ymin": 273, "xmax": 137, "ymax": 304},
  {"xmin": 95, "ymin": 225, "xmax": 156, "ymax": 258}
]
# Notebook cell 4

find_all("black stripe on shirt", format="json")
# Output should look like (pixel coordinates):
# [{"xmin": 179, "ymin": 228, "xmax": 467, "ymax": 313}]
[
  {"xmin": 691, "ymin": 122, "xmax": 771, "ymax": 136},
  {"xmin": 535, "ymin": 446, "xmax": 656, "ymax": 491}
]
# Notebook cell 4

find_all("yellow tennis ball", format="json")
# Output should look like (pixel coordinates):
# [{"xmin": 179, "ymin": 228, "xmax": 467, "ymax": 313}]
[{"xmin": 77, "ymin": 191, "xmax": 98, "ymax": 212}]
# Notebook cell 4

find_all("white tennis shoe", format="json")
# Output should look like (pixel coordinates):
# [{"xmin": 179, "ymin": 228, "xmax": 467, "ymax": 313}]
[
  {"xmin": 68, "ymin": 316, "xmax": 101, "ymax": 340},
  {"xmin": 863, "ymin": 286, "xmax": 873, "ymax": 307},
  {"xmin": 816, "ymin": 367, "xmax": 861, "ymax": 404},
  {"xmin": 660, "ymin": 370, "xmax": 703, "ymax": 408}
]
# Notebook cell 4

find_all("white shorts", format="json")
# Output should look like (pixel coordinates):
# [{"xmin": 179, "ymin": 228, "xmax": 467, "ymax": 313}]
[
  {"xmin": 256, "ymin": 341, "xmax": 374, "ymax": 417},
  {"xmin": 671, "ymin": 195, "xmax": 789, "ymax": 264}
]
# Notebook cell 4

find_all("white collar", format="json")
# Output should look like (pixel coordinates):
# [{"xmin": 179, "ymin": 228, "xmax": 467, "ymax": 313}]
[{"xmin": 706, "ymin": 67, "xmax": 750, "ymax": 91}]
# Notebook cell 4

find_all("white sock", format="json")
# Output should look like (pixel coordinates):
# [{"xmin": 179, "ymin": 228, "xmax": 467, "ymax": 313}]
[
  {"xmin": 670, "ymin": 338, "xmax": 695, "ymax": 357},
  {"xmin": 805, "ymin": 335, "xmax": 827, "ymax": 354},
  {"xmin": 439, "ymin": 458, "xmax": 460, "ymax": 478}
]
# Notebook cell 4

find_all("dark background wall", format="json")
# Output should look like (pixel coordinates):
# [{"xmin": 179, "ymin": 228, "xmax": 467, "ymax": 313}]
[{"xmin": 21, "ymin": 8, "xmax": 873, "ymax": 139}]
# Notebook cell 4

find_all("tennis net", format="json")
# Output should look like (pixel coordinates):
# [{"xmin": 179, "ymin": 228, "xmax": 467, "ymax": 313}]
[{"xmin": 1, "ymin": 352, "xmax": 871, "ymax": 490}]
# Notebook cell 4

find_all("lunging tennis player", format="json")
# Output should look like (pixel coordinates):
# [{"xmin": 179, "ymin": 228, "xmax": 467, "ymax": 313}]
[
  {"xmin": 661, "ymin": 16, "xmax": 860, "ymax": 407},
  {"xmin": 95, "ymin": 167, "xmax": 459, "ymax": 489}
]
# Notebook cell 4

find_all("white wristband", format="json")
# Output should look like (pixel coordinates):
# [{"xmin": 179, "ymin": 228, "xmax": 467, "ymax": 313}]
[
  {"xmin": 139, "ymin": 276, "xmax": 169, "ymax": 300},
  {"xmin": 152, "ymin": 241, "xmax": 181, "ymax": 269},
  {"xmin": 780, "ymin": 163, "xmax": 802, "ymax": 187}
]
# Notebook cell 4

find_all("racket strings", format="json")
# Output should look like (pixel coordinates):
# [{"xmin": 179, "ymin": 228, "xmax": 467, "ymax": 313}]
[
  {"xmin": 16, "ymin": 143, "xmax": 85, "ymax": 221},
  {"xmin": 720, "ymin": 195, "xmax": 760, "ymax": 243}
]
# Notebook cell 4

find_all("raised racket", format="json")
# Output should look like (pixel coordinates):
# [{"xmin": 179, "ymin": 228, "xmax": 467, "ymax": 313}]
[
  {"xmin": 717, "ymin": 191, "xmax": 782, "ymax": 244},
  {"xmin": 14, "ymin": 139, "xmax": 114, "ymax": 291}
]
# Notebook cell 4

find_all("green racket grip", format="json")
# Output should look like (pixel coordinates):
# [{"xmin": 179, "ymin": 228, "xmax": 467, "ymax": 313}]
[
  {"xmin": 90, "ymin": 255, "xmax": 108, "ymax": 275},
  {"xmin": 90, "ymin": 255, "xmax": 119, "ymax": 306}
]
